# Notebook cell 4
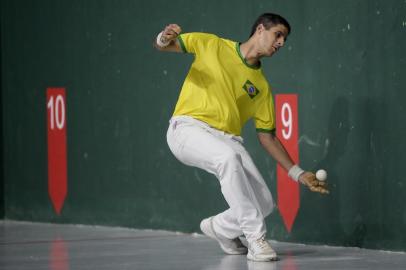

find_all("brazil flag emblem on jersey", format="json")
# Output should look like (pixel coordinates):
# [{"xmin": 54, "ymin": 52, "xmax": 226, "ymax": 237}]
[{"xmin": 242, "ymin": 80, "xmax": 260, "ymax": 99}]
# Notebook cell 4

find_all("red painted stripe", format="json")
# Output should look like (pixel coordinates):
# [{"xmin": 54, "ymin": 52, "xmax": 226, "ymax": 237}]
[
  {"xmin": 276, "ymin": 94, "xmax": 300, "ymax": 232},
  {"xmin": 47, "ymin": 88, "xmax": 67, "ymax": 215}
]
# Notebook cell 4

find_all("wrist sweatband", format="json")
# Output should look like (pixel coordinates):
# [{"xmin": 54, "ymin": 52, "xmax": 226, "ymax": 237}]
[
  {"xmin": 288, "ymin": 165, "xmax": 305, "ymax": 182},
  {"xmin": 156, "ymin": 32, "xmax": 170, "ymax": 47}
]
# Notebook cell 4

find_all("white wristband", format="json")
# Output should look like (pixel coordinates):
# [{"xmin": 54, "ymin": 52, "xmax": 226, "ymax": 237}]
[
  {"xmin": 288, "ymin": 165, "xmax": 305, "ymax": 182},
  {"xmin": 156, "ymin": 31, "xmax": 170, "ymax": 47}
]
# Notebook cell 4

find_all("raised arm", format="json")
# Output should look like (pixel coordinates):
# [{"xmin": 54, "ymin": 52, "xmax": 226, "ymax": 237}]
[{"xmin": 153, "ymin": 24, "xmax": 183, "ymax": 52}]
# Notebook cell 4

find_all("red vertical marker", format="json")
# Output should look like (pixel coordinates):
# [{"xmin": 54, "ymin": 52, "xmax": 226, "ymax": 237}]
[
  {"xmin": 47, "ymin": 88, "xmax": 67, "ymax": 215},
  {"xmin": 276, "ymin": 94, "xmax": 299, "ymax": 232}
]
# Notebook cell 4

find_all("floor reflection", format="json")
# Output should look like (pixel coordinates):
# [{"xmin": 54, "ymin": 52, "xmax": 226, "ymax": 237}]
[
  {"xmin": 49, "ymin": 237, "xmax": 69, "ymax": 270},
  {"xmin": 247, "ymin": 260, "xmax": 277, "ymax": 270},
  {"xmin": 281, "ymin": 253, "xmax": 297, "ymax": 270},
  {"xmin": 201, "ymin": 252, "xmax": 299, "ymax": 270}
]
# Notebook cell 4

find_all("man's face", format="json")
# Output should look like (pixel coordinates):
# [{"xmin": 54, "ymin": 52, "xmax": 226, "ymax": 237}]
[{"xmin": 257, "ymin": 23, "xmax": 289, "ymax": 57}]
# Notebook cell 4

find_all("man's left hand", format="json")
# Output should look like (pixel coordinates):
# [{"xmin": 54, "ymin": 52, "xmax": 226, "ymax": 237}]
[{"xmin": 299, "ymin": 172, "xmax": 329, "ymax": 194}]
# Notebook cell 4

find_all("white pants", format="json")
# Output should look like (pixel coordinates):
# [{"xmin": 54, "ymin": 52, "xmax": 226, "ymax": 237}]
[{"xmin": 166, "ymin": 116, "xmax": 274, "ymax": 242}]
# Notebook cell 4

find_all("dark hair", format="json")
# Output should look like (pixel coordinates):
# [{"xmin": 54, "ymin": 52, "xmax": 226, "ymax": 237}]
[{"xmin": 250, "ymin": 13, "xmax": 291, "ymax": 37}]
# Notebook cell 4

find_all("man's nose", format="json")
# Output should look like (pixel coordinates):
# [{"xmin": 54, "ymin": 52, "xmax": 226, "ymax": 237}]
[{"xmin": 277, "ymin": 38, "xmax": 285, "ymax": 47}]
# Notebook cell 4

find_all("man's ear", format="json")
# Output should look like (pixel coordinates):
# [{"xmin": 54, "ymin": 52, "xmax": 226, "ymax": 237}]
[{"xmin": 256, "ymin": 23, "xmax": 265, "ymax": 33}]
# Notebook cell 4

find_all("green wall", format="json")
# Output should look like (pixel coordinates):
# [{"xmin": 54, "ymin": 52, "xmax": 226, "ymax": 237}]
[
  {"xmin": 0, "ymin": 66, "xmax": 3, "ymax": 218},
  {"xmin": 2, "ymin": 0, "xmax": 406, "ymax": 251}
]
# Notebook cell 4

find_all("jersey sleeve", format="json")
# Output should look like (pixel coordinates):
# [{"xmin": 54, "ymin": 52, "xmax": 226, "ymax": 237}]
[
  {"xmin": 177, "ymin": 32, "xmax": 218, "ymax": 54},
  {"xmin": 254, "ymin": 88, "xmax": 276, "ymax": 133}
]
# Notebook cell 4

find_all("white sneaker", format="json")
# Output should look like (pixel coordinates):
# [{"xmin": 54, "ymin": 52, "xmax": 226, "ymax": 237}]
[
  {"xmin": 200, "ymin": 217, "xmax": 248, "ymax": 255},
  {"xmin": 247, "ymin": 237, "xmax": 278, "ymax": 261}
]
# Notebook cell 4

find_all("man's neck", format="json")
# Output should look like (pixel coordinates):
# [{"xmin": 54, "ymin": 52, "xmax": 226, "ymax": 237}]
[{"xmin": 239, "ymin": 39, "xmax": 261, "ymax": 67}]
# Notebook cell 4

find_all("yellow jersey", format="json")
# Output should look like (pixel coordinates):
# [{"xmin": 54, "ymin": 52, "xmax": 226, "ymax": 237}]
[{"xmin": 173, "ymin": 32, "xmax": 275, "ymax": 136}]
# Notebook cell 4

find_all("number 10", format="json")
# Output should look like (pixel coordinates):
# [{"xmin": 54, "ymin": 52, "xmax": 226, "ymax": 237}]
[{"xmin": 47, "ymin": 95, "xmax": 65, "ymax": 130}]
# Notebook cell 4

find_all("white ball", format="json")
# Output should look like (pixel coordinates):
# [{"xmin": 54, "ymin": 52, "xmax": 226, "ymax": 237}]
[{"xmin": 316, "ymin": 169, "xmax": 327, "ymax": 181}]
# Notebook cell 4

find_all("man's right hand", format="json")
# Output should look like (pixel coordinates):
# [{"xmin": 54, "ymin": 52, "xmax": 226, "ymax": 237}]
[
  {"xmin": 160, "ymin": 24, "xmax": 182, "ymax": 44},
  {"xmin": 154, "ymin": 24, "xmax": 182, "ymax": 52}
]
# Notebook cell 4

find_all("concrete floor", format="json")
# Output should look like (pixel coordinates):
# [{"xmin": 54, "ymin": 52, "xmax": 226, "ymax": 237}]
[{"xmin": 1, "ymin": 221, "xmax": 406, "ymax": 270}]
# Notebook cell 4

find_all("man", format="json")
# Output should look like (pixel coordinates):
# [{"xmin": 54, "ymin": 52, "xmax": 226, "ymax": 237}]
[{"xmin": 154, "ymin": 13, "xmax": 328, "ymax": 262}]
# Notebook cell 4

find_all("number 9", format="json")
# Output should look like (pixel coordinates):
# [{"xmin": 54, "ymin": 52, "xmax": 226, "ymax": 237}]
[{"xmin": 281, "ymin": 102, "xmax": 292, "ymax": 140}]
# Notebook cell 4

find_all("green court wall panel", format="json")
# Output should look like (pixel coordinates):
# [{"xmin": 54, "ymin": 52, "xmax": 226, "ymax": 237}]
[{"xmin": 1, "ymin": 0, "xmax": 406, "ymax": 251}]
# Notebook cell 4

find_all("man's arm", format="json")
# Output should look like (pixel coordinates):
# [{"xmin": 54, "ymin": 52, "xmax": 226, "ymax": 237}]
[
  {"xmin": 257, "ymin": 131, "xmax": 295, "ymax": 171},
  {"xmin": 153, "ymin": 24, "xmax": 183, "ymax": 53},
  {"xmin": 257, "ymin": 131, "xmax": 329, "ymax": 194}
]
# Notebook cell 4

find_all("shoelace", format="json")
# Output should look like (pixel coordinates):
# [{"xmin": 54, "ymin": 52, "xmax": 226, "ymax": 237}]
[{"xmin": 255, "ymin": 237, "xmax": 270, "ymax": 249}]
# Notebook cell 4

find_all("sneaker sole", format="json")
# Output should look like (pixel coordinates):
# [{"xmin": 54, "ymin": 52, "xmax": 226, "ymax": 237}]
[{"xmin": 247, "ymin": 251, "xmax": 278, "ymax": 262}]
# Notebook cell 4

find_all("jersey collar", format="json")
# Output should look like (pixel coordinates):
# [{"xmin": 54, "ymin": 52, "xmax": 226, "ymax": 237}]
[{"xmin": 236, "ymin": 42, "xmax": 261, "ymax": 70}]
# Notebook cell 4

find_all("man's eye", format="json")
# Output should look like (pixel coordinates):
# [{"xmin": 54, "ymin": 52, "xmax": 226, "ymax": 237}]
[{"xmin": 276, "ymin": 32, "xmax": 287, "ymax": 42}]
